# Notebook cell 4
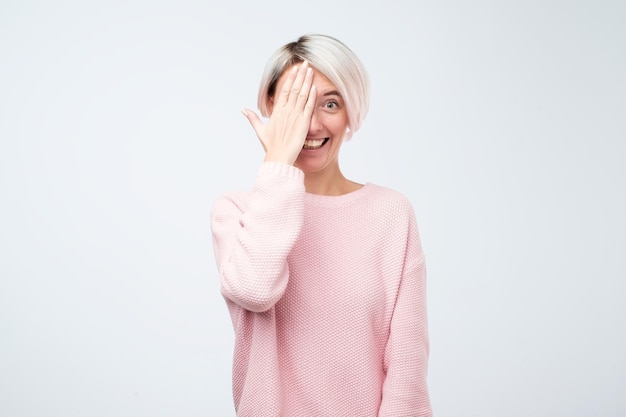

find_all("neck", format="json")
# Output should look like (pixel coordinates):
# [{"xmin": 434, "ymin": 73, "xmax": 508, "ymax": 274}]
[{"xmin": 303, "ymin": 166, "xmax": 362, "ymax": 196}]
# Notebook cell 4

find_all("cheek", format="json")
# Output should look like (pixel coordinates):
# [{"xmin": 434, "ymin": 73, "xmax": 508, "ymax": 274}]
[{"xmin": 327, "ymin": 116, "xmax": 349, "ymax": 134}]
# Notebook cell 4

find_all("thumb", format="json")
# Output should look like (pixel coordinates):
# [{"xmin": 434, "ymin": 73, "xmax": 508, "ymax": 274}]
[
  {"xmin": 242, "ymin": 108, "xmax": 267, "ymax": 152},
  {"xmin": 242, "ymin": 108, "xmax": 263, "ymax": 135}
]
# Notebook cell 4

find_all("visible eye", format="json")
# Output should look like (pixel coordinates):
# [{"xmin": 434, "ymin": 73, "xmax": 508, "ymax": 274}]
[{"xmin": 324, "ymin": 100, "xmax": 339, "ymax": 110}]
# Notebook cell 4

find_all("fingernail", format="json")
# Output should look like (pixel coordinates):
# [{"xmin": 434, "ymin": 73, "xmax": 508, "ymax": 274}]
[{"xmin": 241, "ymin": 109, "xmax": 248, "ymax": 117}]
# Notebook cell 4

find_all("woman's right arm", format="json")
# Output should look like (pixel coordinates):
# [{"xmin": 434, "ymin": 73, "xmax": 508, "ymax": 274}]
[
  {"xmin": 212, "ymin": 61, "xmax": 314, "ymax": 312},
  {"xmin": 210, "ymin": 162, "xmax": 305, "ymax": 313}
]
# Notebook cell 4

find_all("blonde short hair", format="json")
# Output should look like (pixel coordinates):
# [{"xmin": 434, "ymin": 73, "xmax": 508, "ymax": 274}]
[{"xmin": 257, "ymin": 34, "xmax": 370, "ymax": 137}]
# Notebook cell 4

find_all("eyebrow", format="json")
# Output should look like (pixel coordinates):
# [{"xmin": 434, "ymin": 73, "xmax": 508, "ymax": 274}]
[{"xmin": 323, "ymin": 90, "xmax": 342, "ymax": 98}]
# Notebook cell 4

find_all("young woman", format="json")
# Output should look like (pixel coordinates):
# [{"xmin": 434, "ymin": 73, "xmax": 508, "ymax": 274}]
[{"xmin": 211, "ymin": 34, "xmax": 431, "ymax": 416}]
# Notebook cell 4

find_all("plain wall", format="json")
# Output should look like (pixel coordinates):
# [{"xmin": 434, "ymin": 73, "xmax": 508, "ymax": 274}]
[{"xmin": 1, "ymin": 1, "xmax": 624, "ymax": 416}]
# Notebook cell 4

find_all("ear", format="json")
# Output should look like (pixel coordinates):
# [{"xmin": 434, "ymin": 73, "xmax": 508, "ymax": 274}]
[
  {"xmin": 344, "ymin": 126, "xmax": 353, "ymax": 140},
  {"xmin": 267, "ymin": 97, "xmax": 274, "ymax": 114}
]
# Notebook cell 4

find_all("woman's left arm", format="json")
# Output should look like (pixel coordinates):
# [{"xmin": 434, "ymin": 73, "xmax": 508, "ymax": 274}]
[{"xmin": 379, "ymin": 215, "xmax": 432, "ymax": 416}]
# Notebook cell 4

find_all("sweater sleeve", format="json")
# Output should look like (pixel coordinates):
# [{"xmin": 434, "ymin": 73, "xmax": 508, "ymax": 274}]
[
  {"xmin": 210, "ymin": 162, "xmax": 305, "ymax": 313},
  {"xmin": 379, "ymin": 214, "xmax": 432, "ymax": 416}
]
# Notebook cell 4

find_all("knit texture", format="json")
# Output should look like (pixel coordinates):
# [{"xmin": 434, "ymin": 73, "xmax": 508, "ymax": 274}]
[{"xmin": 211, "ymin": 162, "xmax": 431, "ymax": 417}]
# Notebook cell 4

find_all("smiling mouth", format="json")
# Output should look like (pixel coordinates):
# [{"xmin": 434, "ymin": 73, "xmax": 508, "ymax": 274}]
[{"xmin": 302, "ymin": 137, "xmax": 329, "ymax": 150}]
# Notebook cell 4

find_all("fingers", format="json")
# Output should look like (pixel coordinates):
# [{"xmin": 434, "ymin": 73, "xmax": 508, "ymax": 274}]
[
  {"xmin": 276, "ymin": 61, "xmax": 312, "ymax": 109},
  {"xmin": 295, "ymin": 66, "xmax": 314, "ymax": 110},
  {"xmin": 276, "ymin": 65, "xmax": 298, "ymax": 106},
  {"xmin": 304, "ymin": 85, "xmax": 316, "ymax": 116},
  {"xmin": 288, "ymin": 63, "xmax": 312, "ymax": 107},
  {"xmin": 242, "ymin": 61, "xmax": 317, "ymax": 165}
]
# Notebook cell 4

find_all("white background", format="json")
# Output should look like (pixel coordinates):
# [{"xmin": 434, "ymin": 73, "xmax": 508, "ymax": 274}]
[{"xmin": 1, "ymin": 1, "xmax": 624, "ymax": 416}]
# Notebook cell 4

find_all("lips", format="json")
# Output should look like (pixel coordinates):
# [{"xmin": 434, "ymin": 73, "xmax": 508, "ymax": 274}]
[{"xmin": 303, "ymin": 137, "xmax": 329, "ymax": 150}]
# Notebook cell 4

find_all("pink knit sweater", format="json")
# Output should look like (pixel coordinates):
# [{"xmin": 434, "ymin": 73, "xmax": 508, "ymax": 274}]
[{"xmin": 211, "ymin": 162, "xmax": 431, "ymax": 416}]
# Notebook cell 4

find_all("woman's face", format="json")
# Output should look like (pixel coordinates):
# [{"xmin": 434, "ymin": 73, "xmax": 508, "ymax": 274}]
[{"xmin": 271, "ymin": 65, "xmax": 349, "ymax": 175}]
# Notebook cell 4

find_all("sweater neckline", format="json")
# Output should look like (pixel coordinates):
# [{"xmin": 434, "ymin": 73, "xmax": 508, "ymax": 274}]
[{"xmin": 304, "ymin": 182, "xmax": 375, "ymax": 207}]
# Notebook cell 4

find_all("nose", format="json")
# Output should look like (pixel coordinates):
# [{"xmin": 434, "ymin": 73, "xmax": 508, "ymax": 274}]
[{"xmin": 308, "ymin": 110, "xmax": 323, "ymax": 135}]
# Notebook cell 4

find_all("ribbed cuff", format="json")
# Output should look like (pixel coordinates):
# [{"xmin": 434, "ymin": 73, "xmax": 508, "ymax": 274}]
[{"xmin": 258, "ymin": 162, "xmax": 305, "ymax": 182}]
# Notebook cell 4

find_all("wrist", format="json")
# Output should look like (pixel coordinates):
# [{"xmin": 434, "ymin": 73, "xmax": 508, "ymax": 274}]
[{"xmin": 264, "ymin": 153, "xmax": 295, "ymax": 165}]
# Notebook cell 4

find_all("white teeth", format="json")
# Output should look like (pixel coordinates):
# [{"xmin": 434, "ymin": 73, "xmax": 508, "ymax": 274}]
[
  {"xmin": 304, "ymin": 139, "xmax": 324, "ymax": 147},
  {"xmin": 302, "ymin": 139, "xmax": 326, "ymax": 150}
]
